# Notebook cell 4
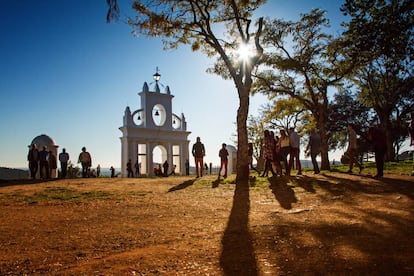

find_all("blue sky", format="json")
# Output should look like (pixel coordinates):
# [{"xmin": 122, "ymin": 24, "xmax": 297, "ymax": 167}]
[{"xmin": 0, "ymin": 0, "xmax": 347, "ymax": 169}]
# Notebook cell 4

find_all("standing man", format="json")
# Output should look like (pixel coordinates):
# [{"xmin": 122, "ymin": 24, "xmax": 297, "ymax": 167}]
[
  {"xmin": 78, "ymin": 147, "xmax": 92, "ymax": 178},
  {"xmin": 288, "ymin": 127, "xmax": 302, "ymax": 175},
  {"xmin": 346, "ymin": 124, "xmax": 362, "ymax": 174},
  {"xmin": 192, "ymin": 136, "xmax": 205, "ymax": 178},
  {"xmin": 305, "ymin": 129, "xmax": 321, "ymax": 174},
  {"xmin": 368, "ymin": 126, "xmax": 387, "ymax": 178},
  {"xmin": 218, "ymin": 143, "xmax": 229, "ymax": 178},
  {"xmin": 48, "ymin": 151, "xmax": 57, "ymax": 179},
  {"xmin": 134, "ymin": 160, "xmax": 140, "ymax": 177},
  {"xmin": 39, "ymin": 146, "xmax": 49, "ymax": 179},
  {"xmin": 59, "ymin": 148, "xmax": 70, "ymax": 179},
  {"xmin": 27, "ymin": 144, "xmax": 39, "ymax": 179},
  {"xmin": 127, "ymin": 159, "xmax": 134, "ymax": 178}
]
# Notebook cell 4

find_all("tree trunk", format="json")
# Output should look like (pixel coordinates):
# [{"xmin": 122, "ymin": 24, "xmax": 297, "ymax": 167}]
[
  {"xmin": 380, "ymin": 116, "xmax": 396, "ymax": 161},
  {"xmin": 384, "ymin": 127, "xmax": 395, "ymax": 161},
  {"xmin": 316, "ymin": 99, "xmax": 330, "ymax": 170},
  {"xmin": 319, "ymin": 124, "xmax": 331, "ymax": 170},
  {"xmin": 236, "ymin": 87, "xmax": 250, "ymax": 184}
]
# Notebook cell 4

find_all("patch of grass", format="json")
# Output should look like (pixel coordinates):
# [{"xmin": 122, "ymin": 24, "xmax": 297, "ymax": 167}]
[
  {"xmin": 0, "ymin": 187, "xmax": 117, "ymax": 203},
  {"xmin": 331, "ymin": 160, "xmax": 413, "ymax": 175}
]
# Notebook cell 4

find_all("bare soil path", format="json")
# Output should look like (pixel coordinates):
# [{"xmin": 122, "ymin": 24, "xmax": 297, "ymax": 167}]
[{"xmin": 0, "ymin": 173, "xmax": 413, "ymax": 275}]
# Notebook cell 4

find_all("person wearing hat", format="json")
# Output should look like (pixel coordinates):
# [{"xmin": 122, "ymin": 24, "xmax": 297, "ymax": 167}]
[{"xmin": 78, "ymin": 147, "xmax": 92, "ymax": 178}]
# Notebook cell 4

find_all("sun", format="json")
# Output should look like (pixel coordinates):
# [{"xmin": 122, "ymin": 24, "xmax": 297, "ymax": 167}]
[{"xmin": 237, "ymin": 43, "xmax": 255, "ymax": 62}]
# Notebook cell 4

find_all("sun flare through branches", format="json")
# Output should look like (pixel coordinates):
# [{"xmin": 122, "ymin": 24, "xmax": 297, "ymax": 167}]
[{"xmin": 236, "ymin": 42, "xmax": 255, "ymax": 64}]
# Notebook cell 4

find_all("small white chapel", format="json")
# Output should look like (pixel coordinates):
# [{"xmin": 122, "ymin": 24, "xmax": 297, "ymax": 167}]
[{"xmin": 119, "ymin": 69, "xmax": 191, "ymax": 177}]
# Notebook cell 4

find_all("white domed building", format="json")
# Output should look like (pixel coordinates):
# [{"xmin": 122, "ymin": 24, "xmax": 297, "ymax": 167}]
[{"xmin": 226, "ymin": 145, "xmax": 237, "ymax": 174}]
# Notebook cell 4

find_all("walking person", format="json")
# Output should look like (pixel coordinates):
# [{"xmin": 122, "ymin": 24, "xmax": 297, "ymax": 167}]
[
  {"xmin": 279, "ymin": 129, "xmax": 291, "ymax": 176},
  {"xmin": 218, "ymin": 143, "xmax": 229, "ymax": 178},
  {"xmin": 78, "ymin": 147, "xmax": 92, "ymax": 178},
  {"xmin": 48, "ymin": 151, "xmax": 57, "ymax": 178},
  {"xmin": 169, "ymin": 164, "xmax": 177, "ymax": 176},
  {"xmin": 127, "ymin": 159, "xmax": 134, "ymax": 178},
  {"xmin": 134, "ymin": 160, "xmax": 140, "ymax": 177},
  {"xmin": 39, "ymin": 146, "xmax": 49, "ymax": 179},
  {"xmin": 288, "ymin": 127, "xmax": 302, "ymax": 175},
  {"xmin": 261, "ymin": 130, "xmax": 276, "ymax": 177},
  {"xmin": 27, "ymin": 144, "xmax": 39, "ymax": 179},
  {"xmin": 59, "ymin": 148, "xmax": 70, "ymax": 179},
  {"xmin": 346, "ymin": 124, "xmax": 363, "ymax": 174},
  {"xmin": 409, "ymin": 113, "xmax": 414, "ymax": 176},
  {"xmin": 368, "ymin": 126, "xmax": 387, "ymax": 178},
  {"xmin": 305, "ymin": 129, "xmax": 321, "ymax": 174},
  {"xmin": 192, "ymin": 136, "xmax": 205, "ymax": 178},
  {"xmin": 248, "ymin": 143, "xmax": 259, "ymax": 173},
  {"xmin": 163, "ymin": 160, "xmax": 169, "ymax": 177}
]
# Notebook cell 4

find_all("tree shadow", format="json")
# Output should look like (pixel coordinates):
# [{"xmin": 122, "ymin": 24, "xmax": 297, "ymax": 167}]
[
  {"xmin": 321, "ymin": 174, "xmax": 414, "ymax": 200},
  {"xmin": 167, "ymin": 179, "xmax": 196, "ymax": 192},
  {"xmin": 255, "ymin": 177, "xmax": 414, "ymax": 275},
  {"xmin": 289, "ymin": 176, "xmax": 317, "ymax": 193},
  {"xmin": 268, "ymin": 176, "xmax": 298, "ymax": 210},
  {"xmin": 212, "ymin": 177, "xmax": 221, "ymax": 188},
  {"xmin": 220, "ymin": 181, "xmax": 258, "ymax": 275}
]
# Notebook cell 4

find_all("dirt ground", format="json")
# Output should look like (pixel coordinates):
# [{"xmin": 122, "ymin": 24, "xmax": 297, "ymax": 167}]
[{"xmin": 0, "ymin": 172, "xmax": 413, "ymax": 275}]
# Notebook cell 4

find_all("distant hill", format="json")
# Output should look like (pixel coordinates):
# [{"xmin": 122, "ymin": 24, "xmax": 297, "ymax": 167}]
[{"xmin": 0, "ymin": 167, "xmax": 28, "ymax": 180}]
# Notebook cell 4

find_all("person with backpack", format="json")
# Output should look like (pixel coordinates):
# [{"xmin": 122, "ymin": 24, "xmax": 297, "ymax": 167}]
[{"xmin": 192, "ymin": 136, "xmax": 205, "ymax": 178}]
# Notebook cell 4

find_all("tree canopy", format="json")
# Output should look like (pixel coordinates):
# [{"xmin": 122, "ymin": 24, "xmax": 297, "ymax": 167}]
[{"xmin": 107, "ymin": 0, "xmax": 267, "ymax": 182}]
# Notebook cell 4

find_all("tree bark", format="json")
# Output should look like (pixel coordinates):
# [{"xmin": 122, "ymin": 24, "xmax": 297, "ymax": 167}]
[
  {"xmin": 236, "ymin": 87, "xmax": 250, "ymax": 183},
  {"xmin": 318, "ymin": 102, "xmax": 331, "ymax": 170}
]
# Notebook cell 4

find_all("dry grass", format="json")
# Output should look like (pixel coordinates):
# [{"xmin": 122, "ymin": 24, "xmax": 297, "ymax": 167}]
[{"xmin": 0, "ymin": 172, "xmax": 413, "ymax": 275}]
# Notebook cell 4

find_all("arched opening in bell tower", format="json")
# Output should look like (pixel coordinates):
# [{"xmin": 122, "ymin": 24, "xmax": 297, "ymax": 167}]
[{"xmin": 152, "ymin": 145, "xmax": 167, "ymax": 167}]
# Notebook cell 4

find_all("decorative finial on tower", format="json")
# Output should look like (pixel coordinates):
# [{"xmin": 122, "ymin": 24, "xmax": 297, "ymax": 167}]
[{"xmin": 153, "ymin": 67, "xmax": 161, "ymax": 83}]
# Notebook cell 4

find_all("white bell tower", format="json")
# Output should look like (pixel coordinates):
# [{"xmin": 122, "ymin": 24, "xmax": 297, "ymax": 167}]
[{"xmin": 119, "ymin": 68, "xmax": 191, "ymax": 176}]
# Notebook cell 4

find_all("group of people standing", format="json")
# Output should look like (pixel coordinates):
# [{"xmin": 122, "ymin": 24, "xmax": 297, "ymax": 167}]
[
  {"xmin": 346, "ymin": 123, "xmax": 388, "ymax": 178},
  {"xmin": 259, "ymin": 127, "xmax": 315, "ymax": 177},
  {"xmin": 126, "ymin": 159, "xmax": 141, "ymax": 178},
  {"xmin": 27, "ymin": 145, "xmax": 94, "ymax": 179},
  {"xmin": 27, "ymin": 144, "xmax": 58, "ymax": 179}
]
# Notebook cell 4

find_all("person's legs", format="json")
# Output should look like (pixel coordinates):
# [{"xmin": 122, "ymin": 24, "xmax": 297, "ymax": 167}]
[
  {"xmin": 219, "ymin": 160, "xmax": 224, "ymax": 176},
  {"xmin": 282, "ymin": 149, "xmax": 290, "ymax": 176},
  {"xmin": 195, "ymin": 158, "xmax": 203, "ymax": 177},
  {"xmin": 295, "ymin": 149, "xmax": 302, "ymax": 174},
  {"xmin": 224, "ymin": 159, "xmax": 228, "ymax": 177},
  {"xmin": 375, "ymin": 149, "xmax": 385, "ymax": 177},
  {"xmin": 289, "ymin": 149, "xmax": 295, "ymax": 171},
  {"xmin": 311, "ymin": 152, "xmax": 319, "ymax": 173},
  {"xmin": 81, "ymin": 162, "xmax": 87, "ymax": 178},
  {"xmin": 348, "ymin": 149, "xmax": 360, "ymax": 172},
  {"xmin": 290, "ymin": 148, "xmax": 301, "ymax": 174},
  {"xmin": 195, "ymin": 158, "xmax": 200, "ymax": 177},
  {"xmin": 30, "ymin": 161, "xmax": 36, "ymax": 179},
  {"xmin": 61, "ymin": 162, "xmax": 67, "ymax": 178}
]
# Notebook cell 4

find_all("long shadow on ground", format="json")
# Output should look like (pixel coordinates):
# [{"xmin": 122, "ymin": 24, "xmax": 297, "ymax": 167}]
[
  {"xmin": 257, "ymin": 174, "xmax": 414, "ymax": 274},
  {"xmin": 268, "ymin": 176, "xmax": 298, "ymax": 209},
  {"xmin": 220, "ymin": 181, "xmax": 258, "ymax": 275},
  {"xmin": 167, "ymin": 179, "xmax": 196, "ymax": 192}
]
